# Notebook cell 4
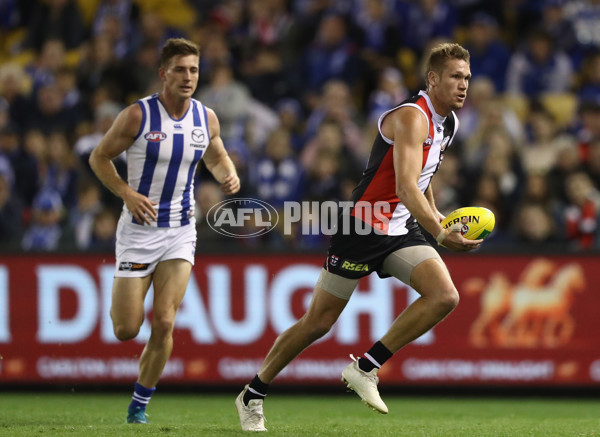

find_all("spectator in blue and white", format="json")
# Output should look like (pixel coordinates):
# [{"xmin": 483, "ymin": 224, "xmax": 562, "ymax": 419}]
[
  {"xmin": 305, "ymin": 80, "xmax": 366, "ymax": 162},
  {"xmin": 401, "ymin": 0, "xmax": 458, "ymax": 55},
  {"xmin": 74, "ymin": 101, "xmax": 124, "ymax": 176},
  {"xmin": 25, "ymin": 39, "xmax": 67, "ymax": 92},
  {"xmin": 43, "ymin": 132, "xmax": 78, "ymax": 209},
  {"xmin": 354, "ymin": 0, "xmax": 400, "ymax": 61},
  {"xmin": 69, "ymin": 178, "xmax": 104, "ymax": 250},
  {"xmin": 563, "ymin": 0, "xmax": 600, "ymax": 57},
  {"xmin": 196, "ymin": 62, "xmax": 252, "ymax": 145},
  {"xmin": 367, "ymin": 67, "xmax": 408, "ymax": 124},
  {"xmin": 253, "ymin": 127, "xmax": 305, "ymax": 208},
  {"xmin": 92, "ymin": 0, "xmax": 141, "ymax": 60},
  {"xmin": 455, "ymin": 76, "xmax": 525, "ymax": 147},
  {"xmin": 302, "ymin": 12, "xmax": 359, "ymax": 92},
  {"xmin": 354, "ymin": 0, "xmax": 402, "ymax": 105},
  {"xmin": 462, "ymin": 12, "xmax": 511, "ymax": 93},
  {"xmin": 275, "ymin": 98, "xmax": 306, "ymax": 153},
  {"xmin": 539, "ymin": 0, "xmax": 580, "ymax": 65},
  {"xmin": 301, "ymin": 119, "xmax": 363, "ymax": 182},
  {"xmin": 88, "ymin": 207, "xmax": 119, "ymax": 251},
  {"xmin": 55, "ymin": 66, "xmax": 83, "ymax": 114},
  {"xmin": 505, "ymin": 28, "xmax": 575, "ymax": 97},
  {"xmin": 21, "ymin": 188, "xmax": 66, "ymax": 251}
]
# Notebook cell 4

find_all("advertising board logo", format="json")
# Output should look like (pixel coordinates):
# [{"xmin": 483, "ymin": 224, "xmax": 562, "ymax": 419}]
[{"xmin": 207, "ymin": 198, "xmax": 278, "ymax": 238}]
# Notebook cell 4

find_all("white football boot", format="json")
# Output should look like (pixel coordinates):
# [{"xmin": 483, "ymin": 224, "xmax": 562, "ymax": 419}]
[
  {"xmin": 341, "ymin": 355, "xmax": 389, "ymax": 414},
  {"xmin": 235, "ymin": 385, "xmax": 267, "ymax": 431}
]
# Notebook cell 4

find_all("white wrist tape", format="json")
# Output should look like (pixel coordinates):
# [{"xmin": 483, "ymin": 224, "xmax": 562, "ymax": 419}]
[{"xmin": 436, "ymin": 229, "xmax": 448, "ymax": 245}]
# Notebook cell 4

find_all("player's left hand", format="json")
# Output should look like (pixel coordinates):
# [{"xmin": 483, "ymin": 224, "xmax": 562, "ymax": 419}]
[{"xmin": 221, "ymin": 174, "xmax": 241, "ymax": 195}]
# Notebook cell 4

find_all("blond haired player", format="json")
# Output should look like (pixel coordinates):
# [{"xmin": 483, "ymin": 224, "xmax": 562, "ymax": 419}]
[{"xmin": 236, "ymin": 43, "xmax": 480, "ymax": 431}]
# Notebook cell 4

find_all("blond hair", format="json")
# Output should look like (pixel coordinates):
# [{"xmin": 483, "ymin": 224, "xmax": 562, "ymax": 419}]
[{"xmin": 424, "ymin": 43, "xmax": 470, "ymax": 83}]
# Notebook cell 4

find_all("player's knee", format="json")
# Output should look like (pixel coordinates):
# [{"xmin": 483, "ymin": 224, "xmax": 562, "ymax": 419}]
[
  {"xmin": 303, "ymin": 317, "xmax": 335, "ymax": 341},
  {"xmin": 436, "ymin": 287, "xmax": 459, "ymax": 314},
  {"xmin": 113, "ymin": 323, "xmax": 140, "ymax": 341},
  {"xmin": 151, "ymin": 315, "xmax": 175, "ymax": 340}
]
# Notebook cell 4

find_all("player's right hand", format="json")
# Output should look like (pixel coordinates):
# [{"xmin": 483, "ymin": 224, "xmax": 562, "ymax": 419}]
[
  {"xmin": 123, "ymin": 189, "xmax": 157, "ymax": 225},
  {"xmin": 437, "ymin": 218, "xmax": 482, "ymax": 252}
]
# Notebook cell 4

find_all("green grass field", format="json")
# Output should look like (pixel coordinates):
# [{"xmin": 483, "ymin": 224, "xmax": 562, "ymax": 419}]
[{"xmin": 0, "ymin": 391, "xmax": 599, "ymax": 437}]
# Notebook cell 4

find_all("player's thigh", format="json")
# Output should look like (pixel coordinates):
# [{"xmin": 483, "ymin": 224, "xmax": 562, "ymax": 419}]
[
  {"xmin": 410, "ymin": 257, "xmax": 457, "ymax": 300},
  {"xmin": 111, "ymin": 275, "xmax": 153, "ymax": 327},
  {"xmin": 304, "ymin": 269, "xmax": 357, "ymax": 328},
  {"xmin": 151, "ymin": 258, "xmax": 193, "ymax": 319},
  {"xmin": 383, "ymin": 244, "xmax": 444, "ymax": 289}
]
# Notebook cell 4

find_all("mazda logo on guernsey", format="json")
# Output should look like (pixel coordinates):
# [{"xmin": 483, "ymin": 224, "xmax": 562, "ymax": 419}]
[
  {"xmin": 192, "ymin": 129, "xmax": 205, "ymax": 143},
  {"xmin": 207, "ymin": 198, "xmax": 279, "ymax": 238},
  {"xmin": 144, "ymin": 131, "xmax": 167, "ymax": 142}
]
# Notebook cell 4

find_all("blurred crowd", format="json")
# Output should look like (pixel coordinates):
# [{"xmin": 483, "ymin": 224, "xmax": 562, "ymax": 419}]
[{"xmin": 0, "ymin": 0, "xmax": 600, "ymax": 253}]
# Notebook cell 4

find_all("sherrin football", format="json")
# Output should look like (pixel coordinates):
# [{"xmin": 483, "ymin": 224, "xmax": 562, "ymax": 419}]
[{"xmin": 440, "ymin": 206, "xmax": 495, "ymax": 240}]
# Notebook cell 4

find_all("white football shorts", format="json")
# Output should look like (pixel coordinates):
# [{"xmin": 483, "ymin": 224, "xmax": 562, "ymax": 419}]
[{"xmin": 114, "ymin": 215, "xmax": 197, "ymax": 278}]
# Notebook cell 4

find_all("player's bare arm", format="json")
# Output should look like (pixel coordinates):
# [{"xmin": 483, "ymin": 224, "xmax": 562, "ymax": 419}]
[
  {"xmin": 425, "ymin": 183, "xmax": 445, "ymax": 222},
  {"xmin": 89, "ymin": 104, "xmax": 158, "ymax": 225},
  {"xmin": 202, "ymin": 108, "xmax": 241, "ymax": 195},
  {"xmin": 385, "ymin": 107, "xmax": 480, "ymax": 252}
]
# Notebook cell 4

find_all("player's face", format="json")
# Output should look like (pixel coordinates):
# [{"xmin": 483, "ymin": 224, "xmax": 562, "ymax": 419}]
[
  {"xmin": 160, "ymin": 54, "xmax": 199, "ymax": 100},
  {"xmin": 434, "ymin": 59, "xmax": 471, "ymax": 112}
]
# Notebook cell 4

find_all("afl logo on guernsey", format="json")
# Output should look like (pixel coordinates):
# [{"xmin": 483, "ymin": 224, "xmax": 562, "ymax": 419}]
[{"xmin": 144, "ymin": 131, "xmax": 167, "ymax": 142}]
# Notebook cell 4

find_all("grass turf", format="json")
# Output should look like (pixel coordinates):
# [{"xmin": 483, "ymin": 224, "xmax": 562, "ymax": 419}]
[{"xmin": 0, "ymin": 392, "xmax": 599, "ymax": 436}]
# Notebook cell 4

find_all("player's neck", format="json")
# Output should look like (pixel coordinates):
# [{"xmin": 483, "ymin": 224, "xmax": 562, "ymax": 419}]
[
  {"xmin": 424, "ymin": 90, "xmax": 451, "ymax": 117},
  {"xmin": 157, "ymin": 92, "xmax": 191, "ymax": 119}
]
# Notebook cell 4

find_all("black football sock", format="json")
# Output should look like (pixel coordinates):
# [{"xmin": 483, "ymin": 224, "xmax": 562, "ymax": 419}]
[
  {"xmin": 358, "ymin": 341, "xmax": 393, "ymax": 373},
  {"xmin": 243, "ymin": 374, "xmax": 269, "ymax": 406}
]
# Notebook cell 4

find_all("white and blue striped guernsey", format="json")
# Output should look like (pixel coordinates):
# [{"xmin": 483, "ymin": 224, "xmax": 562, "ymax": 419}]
[{"xmin": 125, "ymin": 94, "xmax": 210, "ymax": 227}]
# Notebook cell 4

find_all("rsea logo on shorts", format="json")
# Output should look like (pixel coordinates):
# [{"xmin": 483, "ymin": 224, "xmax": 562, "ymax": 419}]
[
  {"xmin": 340, "ymin": 261, "xmax": 369, "ymax": 272},
  {"xmin": 206, "ymin": 198, "xmax": 279, "ymax": 238},
  {"xmin": 118, "ymin": 262, "xmax": 150, "ymax": 271}
]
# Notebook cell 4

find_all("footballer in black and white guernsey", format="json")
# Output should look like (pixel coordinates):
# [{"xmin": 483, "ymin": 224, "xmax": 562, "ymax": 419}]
[{"xmin": 236, "ymin": 43, "xmax": 484, "ymax": 431}]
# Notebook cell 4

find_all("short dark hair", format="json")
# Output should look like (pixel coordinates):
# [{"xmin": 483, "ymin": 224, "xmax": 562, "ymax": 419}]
[
  {"xmin": 425, "ymin": 43, "xmax": 470, "ymax": 80},
  {"xmin": 160, "ymin": 38, "xmax": 200, "ymax": 68}
]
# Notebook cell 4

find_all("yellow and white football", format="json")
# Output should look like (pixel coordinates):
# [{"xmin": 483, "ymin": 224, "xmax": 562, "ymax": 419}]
[{"xmin": 440, "ymin": 206, "xmax": 495, "ymax": 240}]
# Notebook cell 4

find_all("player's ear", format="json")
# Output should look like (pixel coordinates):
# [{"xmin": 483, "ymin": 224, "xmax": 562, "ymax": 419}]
[
  {"xmin": 427, "ymin": 70, "xmax": 438, "ymax": 90},
  {"xmin": 158, "ymin": 67, "xmax": 166, "ymax": 81}
]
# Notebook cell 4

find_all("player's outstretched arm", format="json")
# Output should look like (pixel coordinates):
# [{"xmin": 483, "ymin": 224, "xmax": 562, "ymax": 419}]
[
  {"xmin": 202, "ymin": 108, "xmax": 241, "ymax": 195},
  {"xmin": 89, "ymin": 104, "xmax": 157, "ymax": 225}
]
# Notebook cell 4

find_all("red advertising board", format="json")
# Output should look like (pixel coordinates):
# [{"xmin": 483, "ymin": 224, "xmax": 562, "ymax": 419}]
[{"xmin": 0, "ymin": 253, "xmax": 598, "ymax": 386}]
